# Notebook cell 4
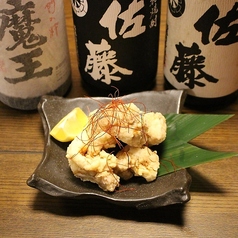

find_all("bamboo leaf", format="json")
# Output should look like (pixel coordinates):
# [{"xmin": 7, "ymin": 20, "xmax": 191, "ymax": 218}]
[
  {"xmin": 157, "ymin": 114, "xmax": 238, "ymax": 176},
  {"xmin": 165, "ymin": 114, "xmax": 234, "ymax": 144}
]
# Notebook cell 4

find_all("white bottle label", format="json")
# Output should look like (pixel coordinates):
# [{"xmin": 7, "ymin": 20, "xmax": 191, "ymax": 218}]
[
  {"xmin": 0, "ymin": 0, "xmax": 70, "ymax": 99},
  {"xmin": 164, "ymin": 0, "xmax": 238, "ymax": 98}
]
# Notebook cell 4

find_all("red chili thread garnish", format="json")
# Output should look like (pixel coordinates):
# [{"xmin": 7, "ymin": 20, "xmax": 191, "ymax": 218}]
[{"xmin": 69, "ymin": 94, "xmax": 150, "ymax": 186}]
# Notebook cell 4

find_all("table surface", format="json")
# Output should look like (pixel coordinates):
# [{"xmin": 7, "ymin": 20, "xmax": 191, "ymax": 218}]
[{"xmin": 1, "ymin": 1, "xmax": 238, "ymax": 237}]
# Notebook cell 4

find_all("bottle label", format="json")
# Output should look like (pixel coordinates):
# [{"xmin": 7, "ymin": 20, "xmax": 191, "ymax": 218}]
[
  {"xmin": 0, "ymin": 0, "xmax": 70, "ymax": 99},
  {"xmin": 164, "ymin": 0, "xmax": 238, "ymax": 98},
  {"xmin": 71, "ymin": 0, "xmax": 160, "ymax": 94}
]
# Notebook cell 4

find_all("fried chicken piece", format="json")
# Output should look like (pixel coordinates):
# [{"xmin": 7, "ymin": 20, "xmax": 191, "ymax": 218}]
[
  {"xmin": 89, "ymin": 102, "xmax": 167, "ymax": 148},
  {"xmin": 143, "ymin": 112, "xmax": 167, "ymax": 146},
  {"xmin": 67, "ymin": 125, "xmax": 116, "ymax": 157},
  {"xmin": 115, "ymin": 145, "xmax": 160, "ymax": 182},
  {"xmin": 67, "ymin": 149, "xmax": 119, "ymax": 192}
]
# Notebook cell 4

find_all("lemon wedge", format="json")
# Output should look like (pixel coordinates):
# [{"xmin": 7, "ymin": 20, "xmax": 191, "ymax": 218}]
[{"xmin": 50, "ymin": 107, "xmax": 88, "ymax": 142}]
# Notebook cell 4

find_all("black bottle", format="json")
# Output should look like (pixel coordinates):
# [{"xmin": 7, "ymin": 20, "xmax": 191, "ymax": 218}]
[{"xmin": 71, "ymin": 0, "xmax": 161, "ymax": 96}]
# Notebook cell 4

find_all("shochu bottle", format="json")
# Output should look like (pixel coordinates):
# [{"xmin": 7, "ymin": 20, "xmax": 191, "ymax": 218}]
[
  {"xmin": 0, "ymin": 0, "xmax": 71, "ymax": 110},
  {"xmin": 164, "ymin": 0, "xmax": 238, "ymax": 110},
  {"xmin": 71, "ymin": 0, "xmax": 161, "ymax": 96}
]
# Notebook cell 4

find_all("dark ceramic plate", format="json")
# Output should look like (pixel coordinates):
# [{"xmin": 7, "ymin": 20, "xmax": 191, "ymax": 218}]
[{"xmin": 27, "ymin": 90, "xmax": 191, "ymax": 209}]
